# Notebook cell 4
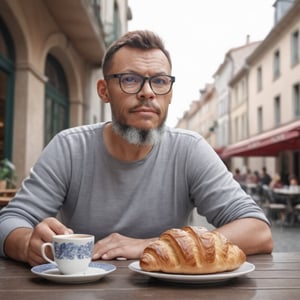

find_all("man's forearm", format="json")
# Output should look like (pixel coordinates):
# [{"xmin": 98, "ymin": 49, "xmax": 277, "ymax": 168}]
[
  {"xmin": 4, "ymin": 228, "xmax": 32, "ymax": 262},
  {"xmin": 215, "ymin": 218, "xmax": 273, "ymax": 255}
]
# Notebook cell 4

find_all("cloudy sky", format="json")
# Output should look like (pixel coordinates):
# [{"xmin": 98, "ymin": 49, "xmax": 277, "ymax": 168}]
[{"xmin": 128, "ymin": 0, "xmax": 275, "ymax": 127}]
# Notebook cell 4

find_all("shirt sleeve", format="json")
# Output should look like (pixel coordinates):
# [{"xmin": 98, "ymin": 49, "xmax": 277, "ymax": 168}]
[
  {"xmin": 0, "ymin": 133, "xmax": 71, "ymax": 257},
  {"xmin": 186, "ymin": 137, "xmax": 269, "ymax": 227}
]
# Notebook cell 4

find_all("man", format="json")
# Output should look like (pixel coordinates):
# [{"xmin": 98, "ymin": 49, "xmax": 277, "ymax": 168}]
[
  {"xmin": 260, "ymin": 167, "xmax": 272, "ymax": 186},
  {"xmin": 0, "ymin": 30, "xmax": 273, "ymax": 266}
]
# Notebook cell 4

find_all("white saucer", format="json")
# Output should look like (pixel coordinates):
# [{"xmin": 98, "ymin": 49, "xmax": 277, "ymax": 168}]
[
  {"xmin": 128, "ymin": 261, "xmax": 255, "ymax": 284},
  {"xmin": 31, "ymin": 262, "xmax": 116, "ymax": 284}
]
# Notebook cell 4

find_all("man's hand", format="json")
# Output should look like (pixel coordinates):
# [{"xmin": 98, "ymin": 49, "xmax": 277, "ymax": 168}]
[
  {"xmin": 92, "ymin": 233, "xmax": 157, "ymax": 260},
  {"xmin": 4, "ymin": 217, "xmax": 73, "ymax": 266}
]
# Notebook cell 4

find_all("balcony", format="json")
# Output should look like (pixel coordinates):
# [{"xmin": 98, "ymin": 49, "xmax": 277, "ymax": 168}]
[{"xmin": 44, "ymin": 0, "xmax": 106, "ymax": 65}]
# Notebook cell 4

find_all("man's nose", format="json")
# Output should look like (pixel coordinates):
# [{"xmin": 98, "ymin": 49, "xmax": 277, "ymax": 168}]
[{"xmin": 138, "ymin": 79, "xmax": 155, "ymax": 97}]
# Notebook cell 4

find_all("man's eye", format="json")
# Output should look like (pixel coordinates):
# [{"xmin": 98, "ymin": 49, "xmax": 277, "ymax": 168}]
[
  {"xmin": 122, "ymin": 75, "xmax": 140, "ymax": 83},
  {"xmin": 152, "ymin": 76, "xmax": 168, "ymax": 85}
]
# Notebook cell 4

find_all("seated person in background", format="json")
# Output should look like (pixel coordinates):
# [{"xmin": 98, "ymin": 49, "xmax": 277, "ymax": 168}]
[
  {"xmin": 270, "ymin": 174, "xmax": 283, "ymax": 189},
  {"xmin": 269, "ymin": 174, "xmax": 287, "ymax": 205},
  {"xmin": 245, "ymin": 169, "xmax": 257, "ymax": 184},
  {"xmin": 288, "ymin": 175, "xmax": 300, "ymax": 205},
  {"xmin": 253, "ymin": 171, "xmax": 261, "ymax": 184},
  {"xmin": 289, "ymin": 175, "xmax": 299, "ymax": 186},
  {"xmin": 233, "ymin": 168, "xmax": 245, "ymax": 183},
  {"xmin": 0, "ymin": 30, "xmax": 273, "ymax": 267}
]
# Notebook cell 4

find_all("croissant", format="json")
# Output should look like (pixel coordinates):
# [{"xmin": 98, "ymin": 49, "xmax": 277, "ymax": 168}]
[{"xmin": 140, "ymin": 226, "xmax": 246, "ymax": 274}]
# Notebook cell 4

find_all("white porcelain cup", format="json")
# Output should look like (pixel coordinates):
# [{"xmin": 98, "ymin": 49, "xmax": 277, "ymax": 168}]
[{"xmin": 41, "ymin": 234, "xmax": 95, "ymax": 275}]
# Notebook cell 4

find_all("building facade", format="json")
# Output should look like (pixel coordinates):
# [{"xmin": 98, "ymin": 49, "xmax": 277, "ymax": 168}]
[
  {"xmin": 0, "ymin": 0, "xmax": 131, "ymax": 184},
  {"xmin": 176, "ymin": 0, "xmax": 300, "ymax": 183},
  {"xmin": 223, "ymin": 0, "xmax": 300, "ymax": 183},
  {"xmin": 176, "ymin": 84, "xmax": 218, "ymax": 152},
  {"xmin": 213, "ymin": 41, "xmax": 260, "ymax": 150}
]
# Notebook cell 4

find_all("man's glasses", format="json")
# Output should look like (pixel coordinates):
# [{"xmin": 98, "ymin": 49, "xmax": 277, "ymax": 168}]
[{"xmin": 104, "ymin": 73, "xmax": 175, "ymax": 95}]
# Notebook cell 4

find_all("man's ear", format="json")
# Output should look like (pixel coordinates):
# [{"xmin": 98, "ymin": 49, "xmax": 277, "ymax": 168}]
[{"xmin": 97, "ymin": 79, "xmax": 110, "ymax": 103}]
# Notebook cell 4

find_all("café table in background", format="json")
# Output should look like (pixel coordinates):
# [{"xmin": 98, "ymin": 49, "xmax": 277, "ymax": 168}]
[
  {"xmin": 0, "ymin": 252, "xmax": 299, "ymax": 299},
  {"xmin": 244, "ymin": 182, "xmax": 258, "ymax": 195},
  {"xmin": 274, "ymin": 186, "xmax": 300, "ymax": 225}
]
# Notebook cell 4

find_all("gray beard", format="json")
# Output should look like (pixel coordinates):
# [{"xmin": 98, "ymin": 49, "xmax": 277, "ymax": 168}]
[{"xmin": 111, "ymin": 119, "xmax": 165, "ymax": 146}]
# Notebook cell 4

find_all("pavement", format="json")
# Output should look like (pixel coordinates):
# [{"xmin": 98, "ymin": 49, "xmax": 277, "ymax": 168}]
[
  {"xmin": 188, "ymin": 209, "xmax": 300, "ymax": 252},
  {"xmin": 270, "ymin": 222, "xmax": 300, "ymax": 252}
]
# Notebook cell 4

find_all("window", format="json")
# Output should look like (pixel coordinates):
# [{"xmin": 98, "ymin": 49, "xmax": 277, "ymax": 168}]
[
  {"xmin": 293, "ymin": 83, "xmax": 300, "ymax": 117},
  {"xmin": 273, "ymin": 49, "xmax": 281, "ymax": 79},
  {"xmin": 233, "ymin": 86, "xmax": 238, "ymax": 107},
  {"xmin": 291, "ymin": 30, "xmax": 299, "ymax": 66},
  {"xmin": 0, "ymin": 18, "xmax": 15, "ymax": 161},
  {"xmin": 241, "ymin": 113, "xmax": 247, "ymax": 139},
  {"xmin": 274, "ymin": 95, "xmax": 281, "ymax": 126},
  {"xmin": 113, "ymin": 2, "xmax": 122, "ymax": 40},
  {"xmin": 257, "ymin": 66, "xmax": 262, "ymax": 92},
  {"xmin": 105, "ymin": 1, "xmax": 122, "ymax": 45},
  {"xmin": 44, "ymin": 55, "xmax": 69, "ymax": 145},
  {"xmin": 257, "ymin": 106, "xmax": 263, "ymax": 133},
  {"xmin": 234, "ymin": 116, "xmax": 239, "ymax": 142},
  {"xmin": 241, "ymin": 78, "xmax": 247, "ymax": 101}
]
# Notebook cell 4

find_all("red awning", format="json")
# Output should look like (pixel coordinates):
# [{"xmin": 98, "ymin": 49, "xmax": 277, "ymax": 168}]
[{"xmin": 221, "ymin": 120, "xmax": 300, "ymax": 158}]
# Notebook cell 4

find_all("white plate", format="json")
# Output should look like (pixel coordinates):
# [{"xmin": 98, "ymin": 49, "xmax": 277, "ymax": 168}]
[
  {"xmin": 31, "ymin": 262, "xmax": 116, "ymax": 284},
  {"xmin": 128, "ymin": 261, "xmax": 255, "ymax": 284}
]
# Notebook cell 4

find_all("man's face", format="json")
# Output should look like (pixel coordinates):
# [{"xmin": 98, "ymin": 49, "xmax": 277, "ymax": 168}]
[{"xmin": 99, "ymin": 46, "xmax": 173, "ymax": 132}]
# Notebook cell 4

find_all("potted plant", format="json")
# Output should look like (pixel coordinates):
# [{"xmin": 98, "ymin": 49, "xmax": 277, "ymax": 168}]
[{"xmin": 0, "ymin": 158, "xmax": 17, "ymax": 189}]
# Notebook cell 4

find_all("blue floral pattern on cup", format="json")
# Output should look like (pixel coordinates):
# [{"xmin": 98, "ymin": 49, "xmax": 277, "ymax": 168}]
[{"xmin": 54, "ymin": 241, "xmax": 93, "ymax": 260}]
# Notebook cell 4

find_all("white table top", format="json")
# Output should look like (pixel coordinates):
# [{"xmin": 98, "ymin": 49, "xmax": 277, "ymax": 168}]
[{"xmin": 274, "ymin": 186, "xmax": 300, "ymax": 195}]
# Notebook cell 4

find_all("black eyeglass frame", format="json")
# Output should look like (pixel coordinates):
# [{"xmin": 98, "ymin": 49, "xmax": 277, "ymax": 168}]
[{"xmin": 104, "ymin": 73, "xmax": 176, "ymax": 95}]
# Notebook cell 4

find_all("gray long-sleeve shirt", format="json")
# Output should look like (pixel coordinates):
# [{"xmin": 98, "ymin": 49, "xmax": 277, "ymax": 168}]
[{"xmin": 0, "ymin": 123, "xmax": 268, "ymax": 257}]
